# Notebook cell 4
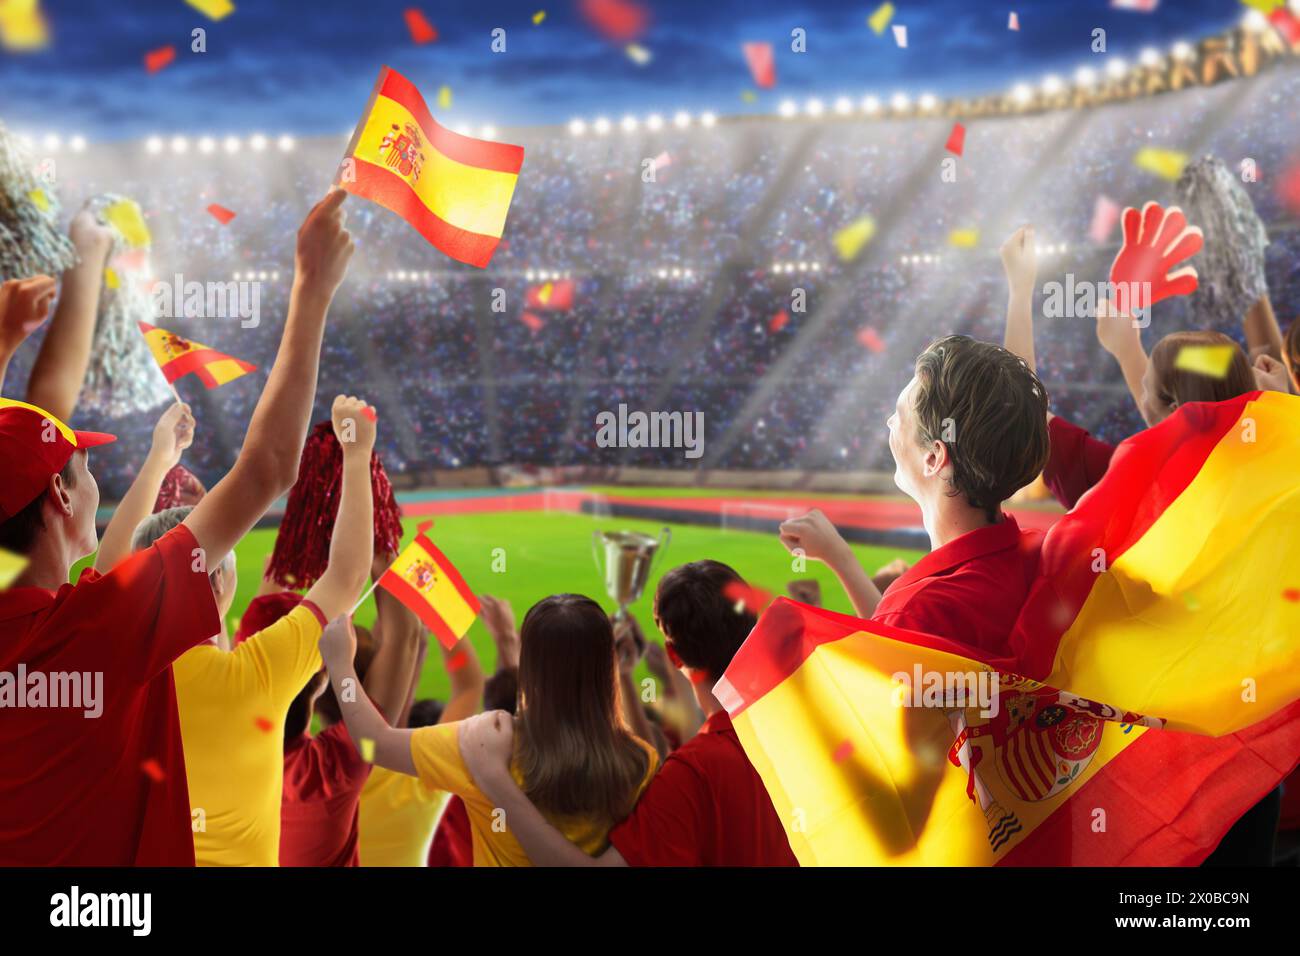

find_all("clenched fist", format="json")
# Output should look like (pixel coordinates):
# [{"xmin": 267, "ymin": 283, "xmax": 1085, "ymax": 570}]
[
  {"xmin": 296, "ymin": 189, "xmax": 354, "ymax": 296},
  {"xmin": 331, "ymin": 394, "xmax": 377, "ymax": 457}
]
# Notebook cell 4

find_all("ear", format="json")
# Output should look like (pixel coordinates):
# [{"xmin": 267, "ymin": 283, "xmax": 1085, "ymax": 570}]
[
  {"xmin": 922, "ymin": 438, "xmax": 950, "ymax": 480},
  {"xmin": 48, "ymin": 471, "xmax": 75, "ymax": 519}
]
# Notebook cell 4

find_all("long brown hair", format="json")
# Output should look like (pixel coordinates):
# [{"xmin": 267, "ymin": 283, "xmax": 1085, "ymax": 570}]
[
  {"xmin": 513, "ymin": 594, "xmax": 649, "ymax": 823},
  {"xmin": 1149, "ymin": 331, "xmax": 1255, "ymax": 409}
]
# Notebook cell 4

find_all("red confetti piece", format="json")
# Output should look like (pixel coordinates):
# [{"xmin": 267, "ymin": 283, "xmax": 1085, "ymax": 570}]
[
  {"xmin": 945, "ymin": 122, "xmax": 965, "ymax": 157},
  {"xmin": 742, "ymin": 41, "xmax": 776, "ymax": 89},
  {"xmin": 141, "ymin": 758, "xmax": 165, "ymax": 782},
  {"xmin": 206, "ymin": 203, "xmax": 236, "ymax": 225},
  {"xmin": 579, "ymin": 0, "xmax": 647, "ymax": 42},
  {"xmin": 1278, "ymin": 159, "xmax": 1300, "ymax": 218},
  {"xmin": 520, "ymin": 311, "xmax": 544, "ymax": 332},
  {"xmin": 360, "ymin": 406, "xmax": 378, "ymax": 423},
  {"xmin": 145, "ymin": 46, "xmax": 176, "ymax": 74},
  {"xmin": 1270, "ymin": 9, "xmax": 1300, "ymax": 47},
  {"xmin": 446, "ymin": 649, "xmax": 469, "ymax": 673},
  {"xmin": 1283, "ymin": 588, "xmax": 1300, "ymax": 602},
  {"xmin": 404, "ymin": 8, "xmax": 438, "ymax": 44},
  {"xmin": 832, "ymin": 739, "xmax": 854, "ymax": 763},
  {"xmin": 1089, "ymin": 195, "xmax": 1121, "ymax": 243},
  {"xmin": 722, "ymin": 581, "xmax": 774, "ymax": 614},
  {"xmin": 857, "ymin": 327, "xmax": 886, "ymax": 353},
  {"xmin": 769, "ymin": 309, "xmax": 789, "ymax": 333},
  {"xmin": 254, "ymin": 716, "xmax": 274, "ymax": 733}
]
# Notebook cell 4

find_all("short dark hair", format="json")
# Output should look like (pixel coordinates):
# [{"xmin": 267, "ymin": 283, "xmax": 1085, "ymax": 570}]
[
  {"xmin": 1149, "ymin": 330, "xmax": 1254, "ymax": 407},
  {"xmin": 653, "ymin": 560, "xmax": 756, "ymax": 683},
  {"xmin": 0, "ymin": 459, "xmax": 76, "ymax": 554},
  {"xmin": 912, "ymin": 335, "xmax": 1049, "ymax": 523},
  {"xmin": 407, "ymin": 699, "xmax": 444, "ymax": 728},
  {"xmin": 483, "ymin": 666, "xmax": 518, "ymax": 714},
  {"xmin": 1285, "ymin": 318, "xmax": 1300, "ymax": 386}
]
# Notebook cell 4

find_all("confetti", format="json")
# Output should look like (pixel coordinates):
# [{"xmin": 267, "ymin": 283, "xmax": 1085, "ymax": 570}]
[
  {"xmin": 144, "ymin": 45, "xmax": 176, "ymax": 74},
  {"xmin": 185, "ymin": 0, "xmax": 235, "ymax": 21},
  {"xmin": 769, "ymin": 310, "xmax": 789, "ymax": 332},
  {"xmin": 1271, "ymin": 8, "xmax": 1300, "ymax": 46},
  {"xmin": 0, "ymin": 0, "xmax": 49, "ymax": 51},
  {"xmin": 832, "ymin": 739, "xmax": 854, "ymax": 763},
  {"xmin": 740, "ymin": 89, "xmax": 757, "ymax": 103},
  {"xmin": 948, "ymin": 228, "xmax": 980, "ymax": 248},
  {"xmin": 625, "ymin": 42, "xmax": 652, "ymax": 66},
  {"xmin": 141, "ymin": 758, "xmax": 165, "ymax": 782},
  {"xmin": 580, "ymin": 0, "xmax": 648, "ymax": 42},
  {"xmin": 437, "ymin": 85, "xmax": 452, "ymax": 110},
  {"xmin": 868, "ymin": 2, "xmax": 895, "ymax": 34},
  {"xmin": 206, "ymin": 203, "xmax": 236, "ymax": 225},
  {"xmin": 532, "ymin": 10, "xmax": 546, "ymax": 25},
  {"xmin": 520, "ymin": 311, "xmax": 544, "ymax": 332},
  {"xmin": 1008, "ymin": 11, "xmax": 1019, "ymax": 30},
  {"xmin": 254, "ymin": 716, "xmax": 273, "ymax": 733},
  {"xmin": 27, "ymin": 188, "xmax": 49, "ymax": 212},
  {"xmin": 1174, "ymin": 344, "xmax": 1236, "ymax": 378},
  {"xmin": 1111, "ymin": 0, "xmax": 1159, "ymax": 10},
  {"xmin": 1133, "ymin": 147, "xmax": 1189, "ymax": 181},
  {"xmin": 892, "ymin": 24, "xmax": 908, "ymax": 48},
  {"xmin": 359, "ymin": 737, "xmax": 376, "ymax": 762},
  {"xmin": 0, "ymin": 547, "xmax": 29, "ymax": 589},
  {"xmin": 857, "ymin": 327, "xmax": 886, "ymax": 353},
  {"xmin": 104, "ymin": 267, "xmax": 119, "ymax": 290},
  {"xmin": 722, "ymin": 581, "xmax": 774, "ymax": 614},
  {"xmin": 1088, "ymin": 195, "xmax": 1121, "ymax": 243},
  {"xmin": 742, "ymin": 41, "xmax": 776, "ymax": 89},
  {"xmin": 1240, "ymin": 0, "xmax": 1284, "ymax": 12},
  {"xmin": 447, "ymin": 649, "xmax": 469, "ymax": 673},
  {"xmin": 104, "ymin": 200, "xmax": 151, "ymax": 248},
  {"xmin": 651, "ymin": 151, "xmax": 671, "ymax": 171},
  {"xmin": 1283, "ymin": 588, "xmax": 1300, "ymax": 602},
  {"xmin": 833, "ymin": 216, "xmax": 876, "ymax": 261},
  {"xmin": 945, "ymin": 122, "xmax": 966, "ymax": 157},
  {"xmin": 404, "ymin": 8, "xmax": 438, "ymax": 44}
]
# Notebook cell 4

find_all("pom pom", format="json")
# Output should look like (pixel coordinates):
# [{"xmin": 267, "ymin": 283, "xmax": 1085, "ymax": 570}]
[
  {"xmin": 267, "ymin": 421, "xmax": 404, "ymax": 589},
  {"xmin": 1175, "ymin": 156, "xmax": 1270, "ymax": 332},
  {"xmin": 236, "ymin": 591, "xmax": 303, "ymax": 645},
  {"xmin": 0, "ymin": 122, "xmax": 75, "ymax": 283},
  {"xmin": 153, "ymin": 464, "xmax": 207, "ymax": 513}
]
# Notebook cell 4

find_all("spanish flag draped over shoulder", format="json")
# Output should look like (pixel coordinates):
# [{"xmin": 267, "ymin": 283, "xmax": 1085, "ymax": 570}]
[
  {"xmin": 719, "ymin": 391, "xmax": 1300, "ymax": 865},
  {"xmin": 338, "ymin": 66, "xmax": 524, "ymax": 268},
  {"xmin": 377, "ymin": 521, "xmax": 480, "ymax": 649},
  {"xmin": 138, "ymin": 321, "xmax": 256, "ymax": 389}
]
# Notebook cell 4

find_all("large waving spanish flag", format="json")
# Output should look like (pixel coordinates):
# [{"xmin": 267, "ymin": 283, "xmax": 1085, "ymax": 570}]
[
  {"xmin": 377, "ymin": 521, "xmax": 480, "ymax": 650},
  {"xmin": 138, "ymin": 321, "xmax": 256, "ymax": 389},
  {"xmin": 338, "ymin": 67, "xmax": 524, "ymax": 268},
  {"xmin": 719, "ymin": 391, "xmax": 1300, "ymax": 865}
]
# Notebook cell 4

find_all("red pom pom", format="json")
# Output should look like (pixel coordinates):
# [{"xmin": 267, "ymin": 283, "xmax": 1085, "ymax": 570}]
[{"xmin": 267, "ymin": 422, "xmax": 403, "ymax": 589}]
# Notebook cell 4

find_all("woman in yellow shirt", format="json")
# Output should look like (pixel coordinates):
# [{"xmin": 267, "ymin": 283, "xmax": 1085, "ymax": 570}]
[{"xmin": 320, "ymin": 593, "xmax": 656, "ymax": 866}]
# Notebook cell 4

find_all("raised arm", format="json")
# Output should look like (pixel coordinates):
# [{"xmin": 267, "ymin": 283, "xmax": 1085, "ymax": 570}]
[
  {"xmin": 320, "ymin": 615, "xmax": 415, "ymax": 775},
  {"xmin": 1243, "ymin": 294, "xmax": 1285, "ymax": 364},
  {"xmin": 24, "ymin": 209, "xmax": 115, "ymax": 421},
  {"xmin": 439, "ymin": 636, "xmax": 485, "ymax": 725},
  {"xmin": 1095, "ymin": 298, "xmax": 1148, "ymax": 414},
  {"xmin": 93, "ymin": 402, "xmax": 195, "ymax": 572},
  {"xmin": 300, "ymin": 395, "xmax": 376, "ymax": 621},
  {"xmin": 183, "ymin": 189, "xmax": 353, "ymax": 568},
  {"xmin": 779, "ymin": 509, "xmax": 882, "ymax": 618},
  {"xmin": 0, "ymin": 275, "xmax": 58, "ymax": 394},
  {"xmin": 999, "ymin": 225, "xmax": 1039, "ymax": 374}
]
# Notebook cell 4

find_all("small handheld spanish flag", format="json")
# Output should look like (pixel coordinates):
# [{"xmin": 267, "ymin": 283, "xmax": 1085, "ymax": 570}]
[
  {"xmin": 377, "ymin": 521, "xmax": 480, "ymax": 649},
  {"xmin": 337, "ymin": 66, "xmax": 524, "ymax": 268},
  {"xmin": 138, "ymin": 321, "xmax": 256, "ymax": 389}
]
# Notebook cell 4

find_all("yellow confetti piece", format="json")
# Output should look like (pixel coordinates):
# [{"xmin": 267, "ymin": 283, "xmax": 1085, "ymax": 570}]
[
  {"xmin": 868, "ymin": 2, "xmax": 895, "ymax": 35},
  {"xmin": 1240, "ymin": 0, "xmax": 1285, "ymax": 13},
  {"xmin": 0, "ymin": 0, "xmax": 49, "ymax": 51},
  {"xmin": 1133, "ymin": 147, "xmax": 1189, "ymax": 182},
  {"xmin": 833, "ymin": 217, "xmax": 877, "ymax": 261},
  {"xmin": 104, "ymin": 267, "xmax": 120, "ymax": 290},
  {"xmin": 1174, "ymin": 344, "xmax": 1236, "ymax": 378},
  {"xmin": 27, "ymin": 188, "xmax": 49, "ymax": 212},
  {"xmin": 532, "ymin": 9, "xmax": 546, "ymax": 25},
  {"xmin": 625, "ymin": 43, "xmax": 652, "ymax": 66},
  {"xmin": 437, "ymin": 85, "xmax": 452, "ymax": 110},
  {"xmin": 359, "ymin": 737, "xmax": 376, "ymax": 762},
  {"xmin": 103, "ymin": 199, "xmax": 151, "ymax": 249},
  {"xmin": 0, "ymin": 547, "xmax": 28, "ymax": 589},
  {"xmin": 185, "ymin": 0, "xmax": 235, "ymax": 21},
  {"xmin": 948, "ymin": 228, "xmax": 980, "ymax": 248},
  {"xmin": 741, "ymin": 89, "xmax": 757, "ymax": 103}
]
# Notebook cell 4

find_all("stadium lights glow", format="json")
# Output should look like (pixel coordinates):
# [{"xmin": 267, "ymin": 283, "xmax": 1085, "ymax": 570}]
[
  {"xmin": 593, "ymin": 117, "xmax": 611, "ymax": 135},
  {"xmin": 479, "ymin": 126, "xmax": 496, "ymax": 140},
  {"xmin": 779, "ymin": 99, "xmax": 798, "ymax": 118},
  {"xmin": 1105, "ymin": 59, "xmax": 1128, "ymax": 80},
  {"xmin": 805, "ymin": 98, "xmax": 825, "ymax": 117},
  {"xmin": 671, "ymin": 267, "xmax": 681, "ymax": 278},
  {"xmin": 1139, "ymin": 48, "xmax": 1162, "ymax": 68},
  {"xmin": 69, "ymin": 135, "xmax": 86, "ymax": 153},
  {"xmin": 700, "ymin": 111, "xmax": 716, "ymax": 128},
  {"xmin": 890, "ymin": 92, "xmax": 910, "ymax": 112},
  {"xmin": 568, "ymin": 118, "xmax": 586, "ymax": 136},
  {"xmin": 170, "ymin": 136, "xmax": 189, "ymax": 154},
  {"xmin": 198, "ymin": 136, "xmax": 216, "ymax": 154},
  {"xmin": 223, "ymin": 135, "xmax": 241, "ymax": 153},
  {"xmin": 673, "ymin": 111, "xmax": 691, "ymax": 128},
  {"xmin": 811, "ymin": 262, "xmax": 821, "ymax": 272},
  {"xmin": 42, "ymin": 134, "xmax": 60, "ymax": 151},
  {"xmin": 1074, "ymin": 67, "xmax": 1098, "ymax": 88},
  {"xmin": 146, "ymin": 136, "xmax": 164, "ymax": 154},
  {"xmin": 1241, "ymin": 10, "xmax": 1268, "ymax": 32},
  {"xmin": 1041, "ymin": 75, "xmax": 1064, "ymax": 95},
  {"xmin": 525, "ymin": 270, "xmax": 535, "ymax": 281},
  {"xmin": 646, "ymin": 114, "xmax": 663, "ymax": 131},
  {"xmin": 250, "ymin": 133, "xmax": 268, "ymax": 152},
  {"xmin": 620, "ymin": 115, "xmax": 639, "ymax": 133},
  {"xmin": 657, "ymin": 268, "xmax": 668, "ymax": 279},
  {"xmin": 1170, "ymin": 41, "xmax": 1194, "ymax": 62},
  {"xmin": 861, "ymin": 95, "xmax": 882, "ymax": 114},
  {"xmin": 272, "ymin": 271, "xmax": 281, "ymax": 281},
  {"xmin": 277, "ymin": 135, "xmax": 295, "ymax": 152},
  {"xmin": 684, "ymin": 268, "xmax": 693, "ymax": 278},
  {"xmin": 1011, "ymin": 83, "xmax": 1033, "ymax": 104},
  {"xmin": 918, "ymin": 93, "xmax": 938, "ymax": 111},
  {"xmin": 833, "ymin": 96, "xmax": 853, "ymax": 116}
]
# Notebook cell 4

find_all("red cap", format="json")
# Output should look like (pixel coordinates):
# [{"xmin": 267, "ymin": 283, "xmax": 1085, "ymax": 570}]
[
  {"xmin": 0, "ymin": 399, "xmax": 115, "ymax": 521},
  {"xmin": 235, "ymin": 591, "xmax": 303, "ymax": 644}
]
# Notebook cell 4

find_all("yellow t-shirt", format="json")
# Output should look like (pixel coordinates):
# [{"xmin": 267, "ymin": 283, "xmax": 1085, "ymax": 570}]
[
  {"xmin": 409, "ymin": 721, "xmax": 658, "ymax": 866},
  {"xmin": 174, "ymin": 605, "xmax": 323, "ymax": 866},
  {"xmin": 358, "ymin": 767, "xmax": 450, "ymax": 867}
]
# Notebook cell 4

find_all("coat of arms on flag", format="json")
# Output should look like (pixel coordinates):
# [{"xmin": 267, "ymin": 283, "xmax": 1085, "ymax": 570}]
[
  {"xmin": 376, "ymin": 521, "xmax": 480, "ymax": 649},
  {"xmin": 138, "ymin": 321, "xmax": 256, "ymax": 389}
]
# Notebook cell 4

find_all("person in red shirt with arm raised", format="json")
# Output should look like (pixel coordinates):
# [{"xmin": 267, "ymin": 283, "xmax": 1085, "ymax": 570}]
[{"xmin": 457, "ymin": 560, "xmax": 798, "ymax": 867}]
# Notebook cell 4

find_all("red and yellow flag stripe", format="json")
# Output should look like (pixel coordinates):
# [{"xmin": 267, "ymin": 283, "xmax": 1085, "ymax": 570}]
[
  {"xmin": 377, "ymin": 522, "xmax": 480, "ymax": 649},
  {"xmin": 339, "ymin": 67, "xmax": 524, "ymax": 268},
  {"xmin": 138, "ymin": 321, "xmax": 256, "ymax": 389}
]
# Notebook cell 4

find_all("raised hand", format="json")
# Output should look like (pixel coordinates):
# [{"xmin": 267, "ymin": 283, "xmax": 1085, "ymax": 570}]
[
  {"xmin": 479, "ymin": 594, "xmax": 520, "ymax": 669},
  {"xmin": 1108, "ymin": 202, "xmax": 1202, "ymax": 315},
  {"xmin": 0, "ymin": 275, "xmax": 59, "ymax": 354},
  {"xmin": 319, "ymin": 615, "xmax": 358, "ymax": 670},
  {"xmin": 999, "ymin": 225, "xmax": 1038, "ymax": 294},
  {"xmin": 149, "ymin": 402, "xmax": 196, "ymax": 469},
  {"xmin": 331, "ymin": 394, "xmax": 376, "ymax": 456},
  {"xmin": 296, "ymin": 189, "xmax": 354, "ymax": 296},
  {"xmin": 778, "ymin": 509, "xmax": 852, "ymax": 567}
]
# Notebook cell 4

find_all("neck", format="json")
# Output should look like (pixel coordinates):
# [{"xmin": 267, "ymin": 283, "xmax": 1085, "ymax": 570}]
[
  {"xmin": 12, "ymin": 531, "xmax": 75, "ymax": 591},
  {"xmin": 690, "ymin": 675, "xmax": 724, "ymax": 717},
  {"xmin": 920, "ymin": 495, "xmax": 995, "ymax": 551}
]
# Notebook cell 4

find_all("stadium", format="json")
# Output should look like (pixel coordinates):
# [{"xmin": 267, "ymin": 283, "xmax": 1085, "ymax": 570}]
[{"xmin": 2, "ymin": 0, "xmax": 1300, "ymax": 914}]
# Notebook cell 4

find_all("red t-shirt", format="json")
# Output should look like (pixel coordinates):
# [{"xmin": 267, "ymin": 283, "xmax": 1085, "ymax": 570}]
[
  {"xmin": 280, "ymin": 721, "xmax": 371, "ymax": 866},
  {"xmin": 873, "ymin": 514, "xmax": 1041, "ymax": 659},
  {"xmin": 608, "ymin": 710, "xmax": 798, "ymax": 867},
  {"xmin": 426, "ymin": 793, "xmax": 474, "ymax": 867},
  {"xmin": 1043, "ymin": 414, "xmax": 1116, "ymax": 510},
  {"xmin": 0, "ymin": 524, "xmax": 219, "ymax": 865}
]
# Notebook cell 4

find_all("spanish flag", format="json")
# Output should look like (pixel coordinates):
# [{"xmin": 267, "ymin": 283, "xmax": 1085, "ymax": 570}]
[
  {"xmin": 720, "ymin": 391, "xmax": 1300, "ymax": 865},
  {"xmin": 338, "ymin": 66, "xmax": 524, "ymax": 268},
  {"xmin": 377, "ymin": 521, "xmax": 480, "ymax": 649},
  {"xmin": 0, "ymin": 547, "xmax": 28, "ymax": 590},
  {"xmin": 138, "ymin": 321, "xmax": 256, "ymax": 389}
]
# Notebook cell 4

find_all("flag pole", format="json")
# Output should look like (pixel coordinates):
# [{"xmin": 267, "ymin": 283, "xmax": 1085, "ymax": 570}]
[
  {"xmin": 168, "ymin": 380, "xmax": 183, "ymax": 406},
  {"xmin": 350, "ymin": 578, "xmax": 380, "ymax": 616}
]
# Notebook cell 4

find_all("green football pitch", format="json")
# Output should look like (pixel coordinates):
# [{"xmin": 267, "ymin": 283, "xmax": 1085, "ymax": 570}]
[{"xmin": 223, "ymin": 501, "xmax": 925, "ymax": 702}]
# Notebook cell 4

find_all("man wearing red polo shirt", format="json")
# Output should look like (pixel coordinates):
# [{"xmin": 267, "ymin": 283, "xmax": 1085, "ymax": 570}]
[
  {"xmin": 0, "ymin": 189, "xmax": 354, "ymax": 865},
  {"xmin": 456, "ymin": 560, "xmax": 797, "ymax": 867}
]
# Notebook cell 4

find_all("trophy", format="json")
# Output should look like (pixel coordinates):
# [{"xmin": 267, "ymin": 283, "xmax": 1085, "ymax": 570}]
[{"xmin": 592, "ymin": 528, "xmax": 671, "ymax": 622}]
